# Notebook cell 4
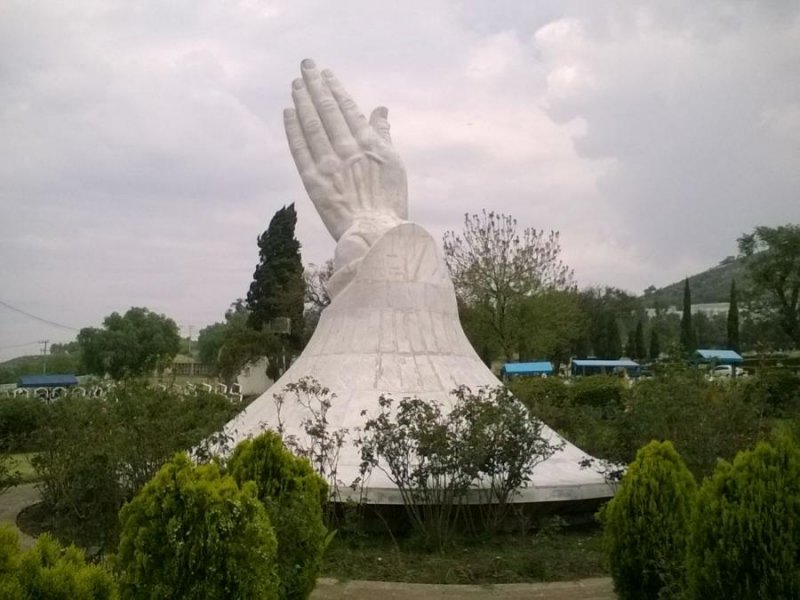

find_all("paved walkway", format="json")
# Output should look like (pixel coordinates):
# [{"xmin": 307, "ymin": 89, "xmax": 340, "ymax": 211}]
[
  {"xmin": 0, "ymin": 484, "xmax": 615, "ymax": 599},
  {"xmin": 311, "ymin": 578, "xmax": 615, "ymax": 599},
  {"xmin": 0, "ymin": 483, "xmax": 39, "ymax": 548}
]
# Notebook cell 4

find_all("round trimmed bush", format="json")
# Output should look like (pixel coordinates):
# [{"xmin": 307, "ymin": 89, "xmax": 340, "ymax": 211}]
[
  {"xmin": 601, "ymin": 440, "xmax": 696, "ymax": 600},
  {"xmin": 227, "ymin": 432, "xmax": 327, "ymax": 600},
  {"xmin": 116, "ymin": 453, "xmax": 278, "ymax": 600},
  {"xmin": 687, "ymin": 436, "xmax": 800, "ymax": 599},
  {"xmin": 0, "ymin": 525, "xmax": 118, "ymax": 599}
]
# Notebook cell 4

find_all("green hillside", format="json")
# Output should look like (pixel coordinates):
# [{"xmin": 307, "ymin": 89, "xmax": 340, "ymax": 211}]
[
  {"xmin": 642, "ymin": 256, "xmax": 749, "ymax": 308},
  {"xmin": 0, "ymin": 353, "xmax": 82, "ymax": 384}
]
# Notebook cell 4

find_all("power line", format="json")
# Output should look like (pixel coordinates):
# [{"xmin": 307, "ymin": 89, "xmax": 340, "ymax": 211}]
[
  {"xmin": 0, "ymin": 299, "xmax": 79, "ymax": 331},
  {"xmin": 0, "ymin": 340, "xmax": 42, "ymax": 350}
]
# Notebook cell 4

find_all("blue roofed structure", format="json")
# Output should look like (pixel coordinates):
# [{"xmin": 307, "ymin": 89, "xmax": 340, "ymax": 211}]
[
  {"xmin": 502, "ymin": 361, "xmax": 554, "ymax": 378},
  {"xmin": 694, "ymin": 349, "xmax": 743, "ymax": 364},
  {"xmin": 571, "ymin": 359, "xmax": 640, "ymax": 377},
  {"xmin": 18, "ymin": 374, "xmax": 79, "ymax": 388}
]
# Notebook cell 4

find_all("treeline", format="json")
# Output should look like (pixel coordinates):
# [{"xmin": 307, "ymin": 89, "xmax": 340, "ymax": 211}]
[
  {"xmin": 642, "ymin": 255, "xmax": 748, "ymax": 308},
  {"xmin": 444, "ymin": 217, "xmax": 800, "ymax": 367}
]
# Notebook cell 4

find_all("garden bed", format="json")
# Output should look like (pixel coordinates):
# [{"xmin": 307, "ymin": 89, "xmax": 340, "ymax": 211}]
[{"xmin": 321, "ymin": 524, "xmax": 607, "ymax": 584}]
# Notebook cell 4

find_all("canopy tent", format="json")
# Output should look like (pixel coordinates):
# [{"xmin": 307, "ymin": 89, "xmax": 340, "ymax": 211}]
[
  {"xmin": 571, "ymin": 359, "xmax": 640, "ymax": 377},
  {"xmin": 501, "ymin": 361, "xmax": 554, "ymax": 378},
  {"xmin": 694, "ymin": 349, "xmax": 743, "ymax": 364},
  {"xmin": 18, "ymin": 374, "xmax": 79, "ymax": 388}
]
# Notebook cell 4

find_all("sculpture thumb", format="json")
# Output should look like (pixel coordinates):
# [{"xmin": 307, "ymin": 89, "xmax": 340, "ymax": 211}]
[{"xmin": 370, "ymin": 106, "xmax": 391, "ymax": 143}]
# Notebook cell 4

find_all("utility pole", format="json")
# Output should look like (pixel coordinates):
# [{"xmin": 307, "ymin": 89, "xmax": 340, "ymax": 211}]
[
  {"xmin": 186, "ymin": 325, "xmax": 194, "ymax": 376},
  {"xmin": 38, "ymin": 339, "xmax": 49, "ymax": 374}
]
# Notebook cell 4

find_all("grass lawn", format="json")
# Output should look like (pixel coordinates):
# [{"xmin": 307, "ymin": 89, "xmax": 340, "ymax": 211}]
[
  {"xmin": 321, "ymin": 524, "xmax": 608, "ymax": 584},
  {"xmin": 6, "ymin": 453, "xmax": 39, "ymax": 483}
]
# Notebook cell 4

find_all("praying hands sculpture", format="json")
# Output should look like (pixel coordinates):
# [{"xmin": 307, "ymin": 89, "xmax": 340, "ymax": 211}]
[
  {"xmin": 221, "ymin": 61, "xmax": 610, "ymax": 503},
  {"xmin": 284, "ymin": 59, "xmax": 409, "ymax": 295}
]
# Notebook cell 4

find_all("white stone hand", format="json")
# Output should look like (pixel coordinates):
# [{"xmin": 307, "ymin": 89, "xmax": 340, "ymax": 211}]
[{"xmin": 284, "ymin": 59, "xmax": 408, "ymax": 270}]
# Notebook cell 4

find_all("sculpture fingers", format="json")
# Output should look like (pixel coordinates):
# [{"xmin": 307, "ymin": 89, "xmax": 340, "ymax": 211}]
[
  {"xmin": 292, "ymin": 78, "xmax": 337, "ymax": 167},
  {"xmin": 369, "ymin": 106, "xmax": 392, "ymax": 144},
  {"xmin": 322, "ymin": 69, "xmax": 373, "ymax": 145},
  {"xmin": 300, "ymin": 59, "xmax": 358, "ymax": 157},
  {"xmin": 283, "ymin": 108, "xmax": 315, "ymax": 178}
]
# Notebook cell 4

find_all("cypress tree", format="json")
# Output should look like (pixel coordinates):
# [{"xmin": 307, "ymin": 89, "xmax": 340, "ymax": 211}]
[
  {"xmin": 687, "ymin": 436, "xmax": 800, "ymax": 598},
  {"xmin": 727, "ymin": 280, "xmax": 740, "ymax": 352},
  {"xmin": 649, "ymin": 329, "xmax": 660, "ymax": 361},
  {"xmin": 606, "ymin": 314, "xmax": 622, "ymax": 359},
  {"xmin": 602, "ymin": 441, "xmax": 697, "ymax": 600},
  {"xmin": 680, "ymin": 278, "xmax": 696, "ymax": 352},
  {"xmin": 624, "ymin": 330, "xmax": 636, "ymax": 358},
  {"xmin": 246, "ymin": 204, "xmax": 306, "ymax": 362},
  {"xmin": 634, "ymin": 320, "xmax": 646, "ymax": 360}
]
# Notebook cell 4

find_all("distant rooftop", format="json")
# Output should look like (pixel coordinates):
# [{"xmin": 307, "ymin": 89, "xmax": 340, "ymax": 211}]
[
  {"xmin": 18, "ymin": 374, "xmax": 79, "ymax": 388},
  {"xmin": 502, "ymin": 361, "xmax": 554, "ymax": 376},
  {"xmin": 695, "ymin": 349, "xmax": 743, "ymax": 363},
  {"xmin": 572, "ymin": 359, "xmax": 640, "ymax": 368}
]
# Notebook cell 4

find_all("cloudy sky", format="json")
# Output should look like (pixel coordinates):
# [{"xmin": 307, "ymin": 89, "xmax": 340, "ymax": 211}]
[{"xmin": 1, "ymin": 0, "xmax": 798, "ymax": 360}]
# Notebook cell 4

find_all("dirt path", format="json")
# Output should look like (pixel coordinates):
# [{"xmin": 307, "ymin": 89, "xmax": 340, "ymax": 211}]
[{"xmin": 0, "ymin": 484, "xmax": 616, "ymax": 598}]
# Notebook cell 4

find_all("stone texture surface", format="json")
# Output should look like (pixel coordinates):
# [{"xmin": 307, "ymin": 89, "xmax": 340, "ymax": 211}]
[{"xmin": 224, "ymin": 223, "xmax": 611, "ymax": 503}]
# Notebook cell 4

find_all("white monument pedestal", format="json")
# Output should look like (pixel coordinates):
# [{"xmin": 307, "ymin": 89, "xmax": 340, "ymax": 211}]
[{"xmin": 224, "ymin": 223, "xmax": 612, "ymax": 504}]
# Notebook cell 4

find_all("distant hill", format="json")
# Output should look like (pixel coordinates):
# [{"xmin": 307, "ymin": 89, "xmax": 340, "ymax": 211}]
[
  {"xmin": 642, "ymin": 256, "xmax": 749, "ymax": 309},
  {"xmin": 0, "ymin": 353, "xmax": 81, "ymax": 384}
]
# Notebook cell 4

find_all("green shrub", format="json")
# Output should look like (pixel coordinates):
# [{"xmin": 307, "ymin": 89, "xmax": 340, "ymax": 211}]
[
  {"xmin": 687, "ymin": 436, "xmax": 800, "ymax": 599},
  {"xmin": 0, "ymin": 396, "xmax": 48, "ymax": 451},
  {"xmin": 508, "ymin": 376, "xmax": 570, "ymax": 410},
  {"xmin": 511, "ymin": 376, "xmax": 629, "ymax": 466},
  {"xmin": 0, "ymin": 525, "xmax": 118, "ymax": 599},
  {"xmin": 33, "ymin": 381, "xmax": 240, "ymax": 549},
  {"xmin": 227, "ymin": 432, "xmax": 327, "ymax": 600},
  {"xmin": 34, "ymin": 396, "xmax": 123, "ymax": 546},
  {"xmin": 758, "ymin": 370, "xmax": 800, "ymax": 417},
  {"xmin": 358, "ymin": 387, "xmax": 561, "ymax": 549},
  {"xmin": 570, "ymin": 375, "xmax": 626, "ymax": 409},
  {"xmin": 601, "ymin": 440, "xmax": 696, "ymax": 600},
  {"xmin": 512, "ymin": 369, "xmax": 769, "ymax": 481},
  {"xmin": 623, "ymin": 373, "xmax": 765, "ymax": 478},
  {"xmin": 116, "ymin": 453, "xmax": 279, "ymax": 600}
]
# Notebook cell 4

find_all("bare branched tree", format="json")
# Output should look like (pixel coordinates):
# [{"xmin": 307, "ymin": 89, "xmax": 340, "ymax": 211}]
[
  {"xmin": 303, "ymin": 259, "xmax": 335, "ymax": 341},
  {"xmin": 443, "ymin": 211, "xmax": 574, "ymax": 360},
  {"xmin": 304, "ymin": 259, "xmax": 334, "ymax": 312}
]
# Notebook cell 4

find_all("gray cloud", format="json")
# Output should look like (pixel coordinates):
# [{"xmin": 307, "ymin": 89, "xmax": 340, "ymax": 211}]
[{"xmin": 1, "ymin": 0, "xmax": 798, "ymax": 359}]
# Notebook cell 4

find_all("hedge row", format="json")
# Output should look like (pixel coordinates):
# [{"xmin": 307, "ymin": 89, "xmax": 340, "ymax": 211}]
[
  {"xmin": 509, "ymin": 371, "xmax": 793, "ymax": 479},
  {"xmin": 603, "ymin": 437, "xmax": 800, "ymax": 600}
]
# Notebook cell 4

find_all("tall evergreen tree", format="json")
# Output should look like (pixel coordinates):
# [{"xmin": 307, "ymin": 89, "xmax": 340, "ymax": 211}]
[
  {"xmin": 624, "ymin": 330, "xmax": 636, "ymax": 358},
  {"xmin": 606, "ymin": 313, "xmax": 622, "ymax": 359},
  {"xmin": 649, "ymin": 329, "xmax": 661, "ymax": 361},
  {"xmin": 246, "ymin": 204, "xmax": 306, "ymax": 356},
  {"xmin": 727, "ymin": 280, "xmax": 740, "ymax": 352},
  {"xmin": 680, "ymin": 278, "xmax": 696, "ymax": 352},
  {"xmin": 634, "ymin": 320, "xmax": 646, "ymax": 360}
]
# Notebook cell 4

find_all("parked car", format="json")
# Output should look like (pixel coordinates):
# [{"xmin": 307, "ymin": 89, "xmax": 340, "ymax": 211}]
[{"xmin": 709, "ymin": 365, "xmax": 748, "ymax": 378}]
